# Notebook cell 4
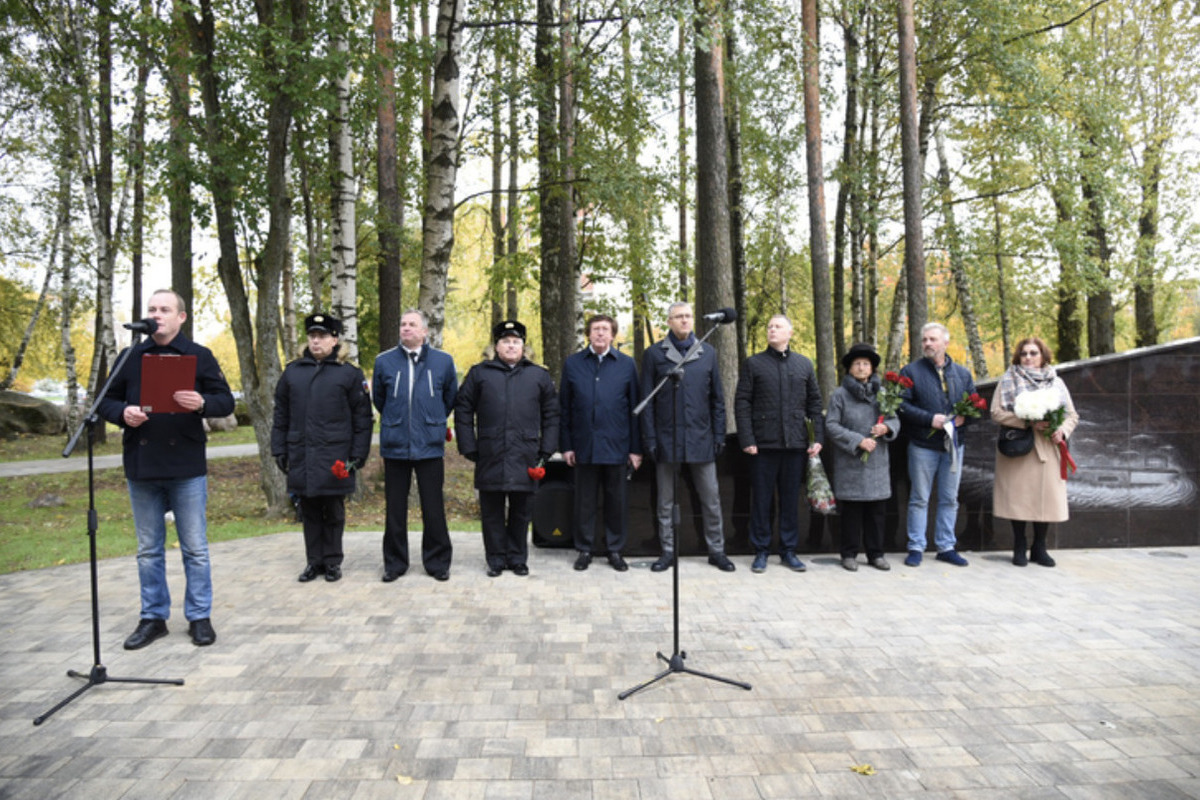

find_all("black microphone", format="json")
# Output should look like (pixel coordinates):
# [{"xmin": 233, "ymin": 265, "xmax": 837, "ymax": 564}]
[
  {"xmin": 702, "ymin": 308, "xmax": 738, "ymax": 324},
  {"xmin": 123, "ymin": 318, "xmax": 158, "ymax": 335}
]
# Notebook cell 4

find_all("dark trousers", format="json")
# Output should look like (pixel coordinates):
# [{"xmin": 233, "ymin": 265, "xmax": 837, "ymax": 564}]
[
  {"xmin": 748, "ymin": 449, "xmax": 805, "ymax": 554},
  {"xmin": 573, "ymin": 463, "xmax": 628, "ymax": 556},
  {"xmin": 839, "ymin": 499, "xmax": 886, "ymax": 560},
  {"xmin": 479, "ymin": 491, "xmax": 533, "ymax": 569},
  {"xmin": 383, "ymin": 457, "xmax": 452, "ymax": 575},
  {"xmin": 299, "ymin": 495, "xmax": 345, "ymax": 568}
]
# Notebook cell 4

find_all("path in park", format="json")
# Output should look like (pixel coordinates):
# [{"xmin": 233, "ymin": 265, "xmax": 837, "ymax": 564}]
[{"xmin": 1, "ymin": 531, "xmax": 1199, "ymax": 798}]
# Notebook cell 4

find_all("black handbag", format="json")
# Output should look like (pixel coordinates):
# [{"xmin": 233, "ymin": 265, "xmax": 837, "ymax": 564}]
[{"xmin": 997, "ymin": 425, "xmax": 1035, "ymax": 457}]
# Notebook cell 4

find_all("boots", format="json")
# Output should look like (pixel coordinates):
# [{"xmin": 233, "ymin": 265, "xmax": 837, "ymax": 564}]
[
  {"xmin": 1011, "ymin": 525, "xmax": 1028, "ymax": 567},
  {"xmin": 1030, "ymin": 527, "xmax": 1056, "ymax": 567}
]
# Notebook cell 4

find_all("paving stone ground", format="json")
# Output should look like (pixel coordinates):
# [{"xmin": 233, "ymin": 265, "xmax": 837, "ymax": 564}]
[{"xmin": 2, "ymin": 531, "xmax": 1199, "ymax": 799}]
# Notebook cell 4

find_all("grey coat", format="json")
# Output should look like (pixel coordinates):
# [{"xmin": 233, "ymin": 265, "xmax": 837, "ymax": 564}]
[{"xmin": 825, "ymin": 374, "xmax": 899, "ymax": 502}]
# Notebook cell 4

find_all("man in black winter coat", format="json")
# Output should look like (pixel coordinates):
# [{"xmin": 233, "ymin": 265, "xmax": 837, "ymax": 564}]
[
  {"xmin": 734, "ymin": 314, "xmax": 824, "ymax": 573},
  {"xmin": 640, "ymin": 301, "xmax": 735, "ymax": 573},
  {"xmin": 272, "ymin": 314, "xmax": 374, "ymax": 583},
  {"xmin": 99, "ymin": 289, "xmax": 235, "ymax": 650},
  {"xmin": 455, "ymin": 321, "xmax": 559, "ymax": 577}
]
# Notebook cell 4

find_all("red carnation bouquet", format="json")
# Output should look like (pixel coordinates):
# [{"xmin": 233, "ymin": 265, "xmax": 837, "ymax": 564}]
[
  {"xmin": 953, "ymin": 391, "xmax": 987, "ymax": 419},
  {"xmin": 331, "ymin": 459, "xmax": 358, "ymax": 480}
]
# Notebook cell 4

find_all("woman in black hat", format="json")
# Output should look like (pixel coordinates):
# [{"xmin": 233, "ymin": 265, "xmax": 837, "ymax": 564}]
[{"xmin": 825, "ymin": 342, "xmax": 899, "ymax": 571}]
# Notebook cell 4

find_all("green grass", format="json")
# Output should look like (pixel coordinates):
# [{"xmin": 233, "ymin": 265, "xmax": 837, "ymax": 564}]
[
  {"xmin": 0, "ymin": 443, "xmax": 482, "ymax": 574},
  {"xmin": 0, "ymin": 424, "xmax": 259, "ymax": 462}
]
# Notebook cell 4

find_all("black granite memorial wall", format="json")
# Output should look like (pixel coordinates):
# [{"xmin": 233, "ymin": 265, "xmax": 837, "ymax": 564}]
[{"xmin": 532, "ymin": 337, "xmax": 1200, "ymax": 556}]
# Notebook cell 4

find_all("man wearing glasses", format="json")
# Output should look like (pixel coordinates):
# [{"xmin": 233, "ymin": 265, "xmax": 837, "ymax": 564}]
[{"xmin": 640, "ymin": 301, "xmax": 735, "ymax": 573}]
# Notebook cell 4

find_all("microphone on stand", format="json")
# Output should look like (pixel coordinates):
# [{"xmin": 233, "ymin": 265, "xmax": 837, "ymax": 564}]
[
  {"xmin": 122, "ymin": 318, "xmax": 159, "ymax": 335},
  {"xmin": 702, "ymin": 308, "xmax": 738, "ymax": 324}
]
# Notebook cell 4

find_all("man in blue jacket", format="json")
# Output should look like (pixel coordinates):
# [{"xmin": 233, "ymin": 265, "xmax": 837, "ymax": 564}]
[
  {"xmin": 897, "ymin": 321, "xmax": 976, "ymax": 568},
  {"xmin": 640, "ymin": 301, "xmax": 735, "ymax": 573},
  {"xmin": 373, "ymin": 309, "xmax": 458, "ymax": 582},
  {"xmin": 99, "ymin": 289, "xmax": 235, "ymax": 650},
  {"xmin": 559, "ymin": 314, "xmax": 643, "ymax": 572}
]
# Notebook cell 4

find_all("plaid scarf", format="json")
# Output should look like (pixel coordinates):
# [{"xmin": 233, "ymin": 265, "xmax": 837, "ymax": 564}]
[{"xmin": 996, "ymin": 363, "xmax": 1059, "ymax": 412}]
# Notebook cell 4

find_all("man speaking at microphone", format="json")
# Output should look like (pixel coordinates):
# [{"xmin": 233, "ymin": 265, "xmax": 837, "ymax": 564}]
[
  {"xmin": 99, "ymin": 289, "xmax": 234, "ymax": 650},
  {"xmin": 640, "ymin": 301, "xmax": 735, "ymax": 573}
]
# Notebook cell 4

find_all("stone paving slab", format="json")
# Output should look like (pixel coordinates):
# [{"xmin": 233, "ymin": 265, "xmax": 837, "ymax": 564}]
[{"xmin": 2, "ymin": 531, "xmax": 1199, "ymax": 798}]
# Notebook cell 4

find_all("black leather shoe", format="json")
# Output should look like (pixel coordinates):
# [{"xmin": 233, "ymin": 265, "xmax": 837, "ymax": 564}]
[
  {"xmin": 188, "ymin": 618, "xmax": 216, "ymax": 647},
  {"xmin": 432, "ymin": 571, "xmax": 450, "ymax": 582},
  {"xmin": 573, "ymin": 552, "xmax": 592, "ymax": 571},
  {"xmin": 123, "ymin": 618, "xmax": 168, "ymax": 650},
  {"xmin": 486, "ymin": 565, "xmax": 503, "ymax": 577},
  {"xmin": 650, "ymin": 553, "xmax": 673, "ymax": 572},
  {"xmin": 608, "ymin": 553, "xmax": 629, "ymax": 572},
  {"xmin": 708, "ymin": 553, "xmax": 736, "ymax": 572},
  {"xmin": 325, "ymin": 565, "xmax": 342, "ymax": 582},
  {"xmin": 382, "ymin": 570, "xmax": 405, "ymax": 582},
  {"xmin": 510, "ymin": 564, "xmax": 529, "ymax": 576},
  {"xmin": 298, "ymin": 564, "xmax": 323, "ymax": 582}
]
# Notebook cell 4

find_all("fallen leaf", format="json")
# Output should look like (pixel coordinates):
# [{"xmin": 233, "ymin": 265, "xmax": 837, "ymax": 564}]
[
  {"xmin": 850, "ymin": 764, "xmax": 876, "ymax": 775},
  {"xmin": 396, "ymin": 774, "xmax": 413, "ymax": 784}
]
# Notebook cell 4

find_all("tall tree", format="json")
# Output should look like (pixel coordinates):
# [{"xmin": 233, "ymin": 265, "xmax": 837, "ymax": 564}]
[
  {"xmin": 694, "ymin": 0, "xmax": 737, "ymax": 419},
  {"xmin": 329, "ymin": 0, "xmax": 359, "ymax": 360},
  {"xmin": 897, "ymin": 0, "xmax": 926, "ymax": 359},
  {"xmin": 418, "ymin": 0, "xmax": 465, "ymax": 348},
  {"xmin": 802, "ymin": 0, "xmax": 835, "ymax": 399},
  {"xmin": 375, "ymin": 0, "xmax": 404, "ymax": 352}
]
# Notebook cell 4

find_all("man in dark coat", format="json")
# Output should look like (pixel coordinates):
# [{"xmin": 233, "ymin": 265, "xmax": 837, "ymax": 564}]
[
  {"xmin": 373, "ymin": 309, "xmax": 458, "ymax": 582},
  {"xmin": 734, "ymin": 314, "xmax": 824, "ymax": 573},
  {"xmin": 99, "ymin": 289, "xmax": 235, "ymax": 650},
  {"xmin": 272, "ymin": 313, "xmax": 374, "ymax": 583},
  {"xmin": 640, "ymin": 301, "xmax": 734, "ymax": 572},
  {"xmin": 559, "ymin": 314, "xmax": 643, "ymax": 572},
  {"xmin": 897, "ymin": 321, "xmax": 976, "ymax": 568},
  {"xmin": 455, "ymin": 320, "xmax": 559, "ymax": 576}
]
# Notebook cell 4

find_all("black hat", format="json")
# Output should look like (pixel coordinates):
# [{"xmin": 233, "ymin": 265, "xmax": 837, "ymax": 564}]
[
  {"xmin": 305, "ymin": 313, "xmax": 343, "ymax": 336},
  {"xmin": 493, "ymin": 320, "xmax": 526, "ymax": 343},
  {"xmin": 841, "ymin": 342, "xmax": 880, "ymax": 372}
]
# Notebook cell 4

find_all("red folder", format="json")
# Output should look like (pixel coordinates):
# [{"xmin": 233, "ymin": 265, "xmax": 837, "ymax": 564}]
[{"xmin": 140, "ymin": 354, "xmax": 197, "ymax": 414}]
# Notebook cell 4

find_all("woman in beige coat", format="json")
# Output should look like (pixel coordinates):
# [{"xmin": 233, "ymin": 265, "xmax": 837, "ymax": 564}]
[{"xmin": 990, "ymin": 337, "xmax": 1079, "ymax": 567}]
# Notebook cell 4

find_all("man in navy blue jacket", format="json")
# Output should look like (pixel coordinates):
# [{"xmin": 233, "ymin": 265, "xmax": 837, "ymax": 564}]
[
  {"xmin": 559, "ymin": 314, "xmax": 643, "ymax": 572},
  {"xmin": 373, "ymin": 309, "xmax": 458, "ymax": 582},
  {"xmin": 897, "ymin": 322, "xmax": 976, "ymax": 568},
  {"xmin": 99, "ymin": 289, "xmax": 235, "ymax": 650}
]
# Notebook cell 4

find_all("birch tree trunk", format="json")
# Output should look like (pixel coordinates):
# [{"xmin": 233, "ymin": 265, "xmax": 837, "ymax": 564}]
[
  {"xmin": 418, "ymin": 0, "xmax": 464, "ymax": 349},
  {"xmin": 330, "ymin": 0, "xmax": 359, "ymax": 361}
]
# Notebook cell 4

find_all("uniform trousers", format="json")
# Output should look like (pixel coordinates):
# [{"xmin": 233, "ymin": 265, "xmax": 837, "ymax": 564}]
[
  {"xmin": 383, "ymin": 457, "xmax": 452, "ymax": 575},
  {"xmin": 478, "ymin": 490, "xmax": 533, "ymax": 569},
  {"xmin": 299, "ymin": 495, "xmax": 345, "ymax": 568}
]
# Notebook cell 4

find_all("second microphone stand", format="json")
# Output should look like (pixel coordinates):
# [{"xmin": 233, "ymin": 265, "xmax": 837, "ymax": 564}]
[{"xmin": 619, "ymin": 319, "xmax": 751, "ymax": 700}]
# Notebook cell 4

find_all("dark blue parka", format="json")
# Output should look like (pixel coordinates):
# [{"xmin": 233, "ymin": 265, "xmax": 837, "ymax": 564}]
[
  {"xmin": 897, "ymin": 354, "xmax": 976, "ymax": 450},
  {"xmin": 639, "ymin": 336, "xmax": 725, "ymax": 464},
  {"xmin": 454, "ymin": 357, "xmax": 559, "ymax": 492},
  {"xmin": 372, "ymin": 344, "xmax": 457, "ymax": 461},
  {"xmin": 98, "ymin": 333, "xmax": 235, "ymax": 481},
  {"xmin": 271, "ymin": 347, "xmax": 374, "ymax": 497},
  {"xmin": 558, "ymin": 347, "xmax": 642, "ymax": 465}
]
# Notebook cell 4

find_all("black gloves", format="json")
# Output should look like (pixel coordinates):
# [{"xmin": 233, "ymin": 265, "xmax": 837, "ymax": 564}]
[
  {"xmin": 714, "ymin": 441, "xmax": 725, "ymax": 458},
  {"xmin": 274, "ymin": 455, "xmax": 288, "ymax": 474}
]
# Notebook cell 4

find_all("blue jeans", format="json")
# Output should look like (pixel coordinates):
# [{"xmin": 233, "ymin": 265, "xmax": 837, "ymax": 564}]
[
  {"xmin": 128, "ymin": 476, "xmax": 212, "ymax": 622},
  {"xmin": 906, "ymin": 444, "xmax": 962, "ymax": 553}
]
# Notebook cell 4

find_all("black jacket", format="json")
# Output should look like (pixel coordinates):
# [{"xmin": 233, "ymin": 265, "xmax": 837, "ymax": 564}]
[
  {"xmin": 454, "ymin": 357, "xmax": 559, "ymax": 491},
  {"xmin": 734, "ymin": 347, "xmax": 824, "ymax": 450},
  {"xmin": 98, "ymin": 333, "xmax": 235, "ymax": 481},
  {"xmin": 271, "ymin": 346, "xmax": 374, "ymax": 497},
  {"xmin": 639, "ymin": 336, "xmax": 725, "ymax": 463}
]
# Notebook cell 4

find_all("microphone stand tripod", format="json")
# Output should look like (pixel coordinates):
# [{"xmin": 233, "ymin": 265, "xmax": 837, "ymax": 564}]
[
  {"xmin": 34, "ymin": 333, "xmax": 184, "ymax": 726},
  {"xmin": 619, "ymin": 320, "xmax": 751, "ymax": 700}
]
